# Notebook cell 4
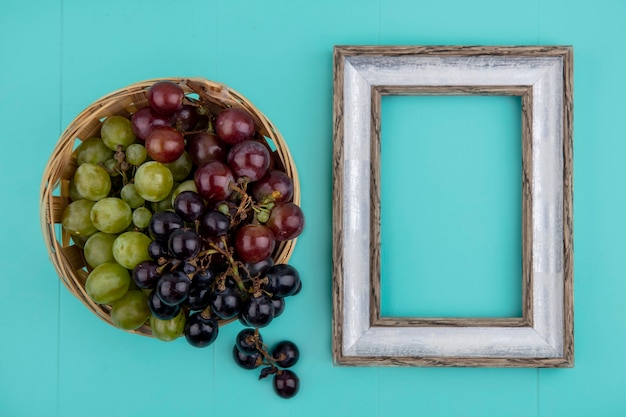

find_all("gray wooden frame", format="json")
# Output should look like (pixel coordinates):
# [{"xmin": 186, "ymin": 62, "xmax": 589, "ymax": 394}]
[{"xmin": 332, "ymin": 46, "xmax": 573, "ymax": 367}]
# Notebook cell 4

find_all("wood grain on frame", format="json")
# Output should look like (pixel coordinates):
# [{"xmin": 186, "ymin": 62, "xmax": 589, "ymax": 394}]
[{"xmin": 332, "ymin": 45, "xmax": 574, "ymax": 367}]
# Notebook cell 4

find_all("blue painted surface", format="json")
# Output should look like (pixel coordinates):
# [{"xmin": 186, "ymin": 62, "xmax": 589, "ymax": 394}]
[{"xmin": 1, "ymin": 0, "xmax": 625, "ymax": 415}]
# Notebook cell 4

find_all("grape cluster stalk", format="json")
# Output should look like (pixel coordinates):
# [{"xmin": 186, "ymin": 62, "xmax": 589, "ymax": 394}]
[{"xmin": 62, "ymin": 80, "xmax": 305, "ymax": 398}]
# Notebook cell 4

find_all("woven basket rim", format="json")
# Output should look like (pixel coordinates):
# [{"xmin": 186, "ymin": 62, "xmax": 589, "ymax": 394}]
[{"xmin": 40, "ymin": 76, "xmax": 301, "ymax": 337}]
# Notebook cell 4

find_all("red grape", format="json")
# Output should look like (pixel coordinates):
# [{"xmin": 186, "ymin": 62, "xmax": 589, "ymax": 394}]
[
  {"xmin": 251, "ymin": 170, "xmax": 294, "ymax": 203},
  {"xmin": 145, "ymin": 126, "xmax": 185, "ymax": 163},
  {"xmin": 215, "ymin": 108, "xmax": 255, "ymax": 145},
  {"xmin": 227, "ymin": 140, "xmax": 270, "ymax": 181},
  {"xmin": 187, "ymin": 132, "xmax": 228, "ymax": 166},
  {"xmin": 266, "ymin": 203, "xmax": 304, "ymax": 241},
  {"xmin": 131, "ymin": 106, "xmax": 171, "ymax": 141},
  {"xmin": 170, "ymin": 104, "xmax": 199, "ymax": 131},
  {"xmin": 148, "ymin": 81, "xmax": 184, "ymax": 116},
  {"xmin": 235, "ymin": 224, "xmax": 275, "ymax": 263},
  {"xmin": 194, "ymin": 161, "xmax": 235, "ymax": 202}
]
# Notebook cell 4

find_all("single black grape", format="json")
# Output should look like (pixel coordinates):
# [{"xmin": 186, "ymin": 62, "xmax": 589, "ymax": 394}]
[
  {"xmin": 148, "ymin": 289, "xmax": 181, "ymax": 320},
  {"xmin": 174, "ymin": 190, "xmax": 205, "ymax": 222},
  {"xmin": 232, "ymin": 345, "xmax": 262, "ymax": 370},
  {"xmin": 200, "ymin": 210, "xmax": 230, "ymax": 237},
  {"xmin": 132, "ymin": 260, "xmax": 161, "ymax": 289},
  {"xmin": 273, "ymin": 370, "xmax": 300, "ymax": 399},
  {"xmin": 210, "ymin": 285, "xmax": 242, "ymax": 320},
  {"xmin": 149, "ymin": 211, "xmax": 184, "ymax": 241},
  {"xmin": 241, "ymin": 294, "xmax": 274, "ymax": 328},
  {"xmin": 193, "ymin": 269, "xmax": 216, "ymax": 287},
  {"xmin": 243, "ymin": 257, "xmax": 274, "ymax": 278},
  {"xmin": 265, "ymin": 264, "xmax": 301, "ymax": 298},
  {"xmin": 272, "ymin": 341, "xmax": 299, "ymax": 368},
  {"xmin": 157, "ymin": 271, "xmax": 191, "ymax": 306},
  {"xmin": 168, "ymin": 229, "xmax": 201, "ymax": 260},
  {"xmin": 184, "ymin": 312, "xmax": 219, "ymax": 348},
  {"xmin": 271, "ymin": 297, "xmax": 285, "ymax": 318},
  {"xmin": 148, "ymin": 240, "xmax": 169, "ymax": 260},
  {"xmin": 185, "ymin": 280, "xmax": 212, "ymax": 311},
  {"xmin": 235, "ymin": 328, "xmax": 262, "ymax": 355}
]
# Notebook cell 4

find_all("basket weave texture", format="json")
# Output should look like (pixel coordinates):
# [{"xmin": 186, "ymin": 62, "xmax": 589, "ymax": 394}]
[{"xmin": 40, "ymin": 77, "xmax": 300, "ymax": 336}]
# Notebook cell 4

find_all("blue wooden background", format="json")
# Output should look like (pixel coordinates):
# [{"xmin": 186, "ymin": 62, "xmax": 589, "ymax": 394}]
[{"xmin": 2, "ymin": 0, "xmax": 625, "ymax": 415}]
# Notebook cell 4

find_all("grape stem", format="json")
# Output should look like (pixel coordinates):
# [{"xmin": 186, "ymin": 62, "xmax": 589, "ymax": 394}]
[
  {"xmin": 207, "ymin": 238, "xmax": 247, "ymax": 294},
  {"xmin": 252, "ymin": 329, "xmax": 286, "ymax": 371}
]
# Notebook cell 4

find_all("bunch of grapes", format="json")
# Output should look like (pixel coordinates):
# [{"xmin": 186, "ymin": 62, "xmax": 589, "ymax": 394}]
[{"xmin": 61, "ymin": 80, "xmax": 304, "ymax": 398}]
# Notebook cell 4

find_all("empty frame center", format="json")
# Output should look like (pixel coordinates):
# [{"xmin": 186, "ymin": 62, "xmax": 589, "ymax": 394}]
[{"xmin": 379, "ymin": 95, "xmax": 523, "ymax": 319}]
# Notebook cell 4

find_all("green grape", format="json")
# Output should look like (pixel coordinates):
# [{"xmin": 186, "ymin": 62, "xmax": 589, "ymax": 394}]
[
  {"xmin": 62, "ymin": 199, "xmax": 97, "ymax": 237},
  {"xmin": 120, "ymin": 183, "xmax": 145, "ymax": 208},
  {"xmin": 126, "ymin": 143, "xmax": 148, "ymax": 166},
  {"xmin": 132, "ymin": 207, "xmax": 152, "ymax": 229},
  {"xmin": 134, "ymin": 161, "xmax": 174, "ymax": 202},
  {"xmin": 90, "ymin": 197, "xmax": 132, "ymax": 234},
  {"xmin": 150, "ymin": 310, "xmax": 186, "ymax": 342},
  {"xmin": 110, "ymin": 290, "xmax": 150, "ymax": 330},
  {"xmin": 101, "ymin": 115, "xmax": 136, "ymax": 151},
  {"xmin": 170, "ymin": 180, "xmax": 198, "ymax": 206},
  {"xmin": 74, "ymin": 137, "xmax": 114, "ymax": 165},
  {"xmin": 83, "ymin": 232, "xmax": 117, "ymax": 269},
  {"xmin": 74, "ymin": 163, "xmax": 111, "ymax": 201},
  {"xmin": 85, "ymin": 262, "xmax": 130, "ymax": 304},
  {"xmin": 112, "ymin": 231, "xmax": 152, "ymax": 269},
  {"xmin": 104, "ymin": 158, "xmax": 120, "ymax": 177},
  {"xmin": 165, "ymin": 151, "xmax": 193, "ymax": 182},
  {"xmin": 68, "ymin": 178, "xmax": 84, "ymax": 201},
  {"xmin": 151, "ymin": 183, "xmax": 177, "ymax": 212}
]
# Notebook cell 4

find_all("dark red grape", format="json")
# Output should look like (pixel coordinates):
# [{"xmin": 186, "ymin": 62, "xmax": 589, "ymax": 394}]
[
  {"xmin": 173, "ymin": 191, "xmax": 205, "ymax": 222},
  {"xmin": 145, "ymin": 126, "xmax": 185, "ymax": 163},
  {"xmin": 170, "ymin": 104, "xmax": 199, "ymax": 131},
  {"xmin": 184, "ymin": 312, "xmax": 219, "ymax": 348},
  {"xmin": 148, "ymin": 289, "xmax": 181, "ymax": 320},
  {"xmin": 132, "ymin": 260, "xmax": 161, "ymax": 289},
  {"xmin": 131, "ymin": 106, "xmax": 171, "ymax": 141},
  {"xmin": 148, "ymin": 81, "xmax": 184, "ymax": 116},
  {"xmin": 149, "ymin": 211, "xmax": 184, "ymax": 241},
  {"xmin": 235, "ymin": 328, "xmax": 262, "ymax": 355},
  {"xmin": 265, "ymin": 264, "xmax": 301, "ymax": 298},
  {"xmin": 187, "ymin": 132, "xmax": 228, "ymax": 166},
  {"xmin": 227, "ymin": 140, "xmax": 270, "ymax": 181},
  {"xmin": 168, "ymin": 229, "xmax": 201, "ymax": 260},
  {"xmin": 235, "ymin": 224, "xmax": 275, "ymax": 263},
  {"xmin": 273, "ymin": 370, "xmax": 299, "ymax": 399},
  {"xmin": 215, "ymin": 107, "xmax": 255, "ymax": 145},
  {"xmin": 241, "ymin": 293, "xmax": 274, "ymax": 328},
  {"xmin": 251, "ymin": 170, "xmax": 294, "ymax": 203},
  {"xmin": 266, "ymin": 203, "xmax": 305, "ymax": 241},
  {"xmin": 209, "ymin": 285, "xmax": 242, "ymax": 320},
  {"xmin": 194, "ymin": 161, "xmax": 235, "ymax": 202},
  {"xmin": 157, "ymin": 271, "xmax": 191, "ymax": 306},
  {"xmin": 272, "ymin": 341, "xmax": 299, "ymax": 368},
  {"xmin": 233, "ymin": 345, "xmax": 262, "ymax": 370}
]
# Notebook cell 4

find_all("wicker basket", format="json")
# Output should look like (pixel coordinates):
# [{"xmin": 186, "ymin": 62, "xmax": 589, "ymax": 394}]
[{"xmin": 40, "ymin": 77, "xmax": 300, "ymax": 337}]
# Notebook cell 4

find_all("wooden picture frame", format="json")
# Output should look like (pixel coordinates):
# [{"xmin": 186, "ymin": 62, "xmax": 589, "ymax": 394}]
[{"xmin": 332, "ymin": 46, "xmax": 573, "ymax": 367}]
